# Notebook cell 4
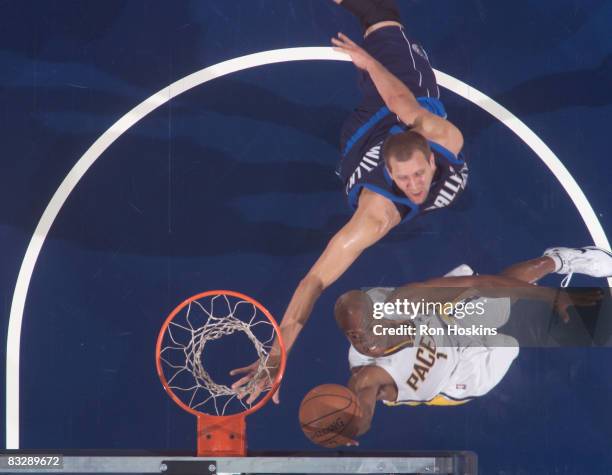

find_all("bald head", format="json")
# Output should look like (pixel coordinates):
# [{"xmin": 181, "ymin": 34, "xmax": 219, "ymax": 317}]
[{"xmin": 334, "ymin": 290, "xmax": 372, "ymax": 332}]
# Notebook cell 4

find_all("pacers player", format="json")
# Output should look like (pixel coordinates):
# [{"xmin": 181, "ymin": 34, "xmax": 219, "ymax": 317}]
[
  {"xmin": 329, "ymin": 246, "xmax": 611, "ymax": 444},
  {"xmin": 232, "ymin": 0, "xmax": 467, "ymax": 403}
]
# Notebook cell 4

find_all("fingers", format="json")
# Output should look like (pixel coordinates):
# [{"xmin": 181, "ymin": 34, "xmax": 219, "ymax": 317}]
[
  {"xmin": 330, "ymin": 37, "xmax": 349, "ymax": 52},
  {"xmin": 570, "ymin": 289, "xmax": 604, "ymax": 299},
  {"xmin": 229, "ymin": 362, "xmax": 256, "ymax": 377},
  {"xmin": 236, "ymin": 383, "xmax": 258, "ymax": 402},
  {"xmin": 559, "ymin": 308, "xmax": 570, "ymax": 323},
  {"xmin": 236, "ymin": 379, "xmax": 278, "ymax": 406},
  {"xmin": 246, "ymin": 385, "xmax": 264, "ymax": 405},
  {"xmin": 230, "ymin": 362, "xmax": 259, "ymax": 390},
  {"xmin": 231, "ymin": 373, "xmax": 255, "ymax": 390},
  {"xmin": 330, "ymin": 33, "xmax": 355, "ymax": 50},
  {"xmin": 230, "ymin": 359, "xmax": 279, "ymax": 405},
  {"xmin": 567, "ymin": 289, "xmax": 603, "ymax": 307},
  {"xmin": 589, "ymin": 289, "xmax": 604, "ymax": 301},
  {"xmin": 337, "ymin": 32, "xmax": 355, "ymax": 44},
  {"xmin": 327, "ymin": 437, "xmax": 359, "ymax": 448},
  {"xmin": 272, "ymin": 387, "xmax": 280, "ymax": 405},
  {"xmin": 237, "ymin": 384, "xmax": 258, "ymax": 403}
]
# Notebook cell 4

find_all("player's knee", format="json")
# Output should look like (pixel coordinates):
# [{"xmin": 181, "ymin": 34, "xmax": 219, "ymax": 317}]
[{"xmin": 339, "ymin": 0, "xmax": 401, "ymax": 34}]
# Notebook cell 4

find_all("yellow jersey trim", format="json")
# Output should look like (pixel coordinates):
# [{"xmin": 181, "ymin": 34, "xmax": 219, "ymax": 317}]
[{"xmin": 384, "ymin": 394, "xmax": 471, "ymax": 407}]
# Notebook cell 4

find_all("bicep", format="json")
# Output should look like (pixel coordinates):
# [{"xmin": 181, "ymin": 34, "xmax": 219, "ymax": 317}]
[
  {"xmin": 415, "ymin": 113, "xmax": 463, "ymax": 155},
  {"xmin": 398, "ymin": 106, "xmax": 463, "ymax": 156}
]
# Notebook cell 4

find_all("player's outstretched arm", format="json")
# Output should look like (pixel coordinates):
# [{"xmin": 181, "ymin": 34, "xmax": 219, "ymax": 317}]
[
  {"xmin": 331, "ymin": 32, "xmax": 463, "ymax": 155},
  {"xmin": 230, "ymin": 190, "xmax": 400, "ymax": 403},
  {"xmin": 276, "ymin": 191, "xmax": 400, "ymax": 357}
]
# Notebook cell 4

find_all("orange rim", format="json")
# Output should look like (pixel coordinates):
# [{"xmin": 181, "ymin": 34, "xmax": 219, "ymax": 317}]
[{"xmin": 155, "ymin": 290, "xmax": 286, "ymax": 418}]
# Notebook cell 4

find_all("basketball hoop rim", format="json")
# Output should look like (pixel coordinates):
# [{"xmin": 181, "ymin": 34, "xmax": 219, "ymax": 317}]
[{"xmin": 155, "ymin": 289, "xmax": 287, "ymax": 419}]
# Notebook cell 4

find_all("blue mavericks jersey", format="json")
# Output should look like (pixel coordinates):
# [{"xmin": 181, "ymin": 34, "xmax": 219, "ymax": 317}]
[{"xmin": 338, "ymin": 98, "xmax": 468, "ymax": 222}]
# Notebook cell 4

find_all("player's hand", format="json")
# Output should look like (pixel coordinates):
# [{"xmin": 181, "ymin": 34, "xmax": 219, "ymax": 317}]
[
  {"xmin": 324, "ymin": 437, "xmax": 360, "ymax": 448},
  {"xmin": 331, "ymin": 32, "xmax": 375, "ymax": 71},
  {"xmin": 554, "ymin": 288, "xmax": 603, "ymax": 323},
  {"xmin": 230, "ymin": 355, "xmax": 282, "ymax": 405}
]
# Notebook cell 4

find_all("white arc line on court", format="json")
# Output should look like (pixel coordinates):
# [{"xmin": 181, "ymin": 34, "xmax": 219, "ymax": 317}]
[{"xmin": 6, "ymin": 47, "xmax": 611, "ymax": 449}]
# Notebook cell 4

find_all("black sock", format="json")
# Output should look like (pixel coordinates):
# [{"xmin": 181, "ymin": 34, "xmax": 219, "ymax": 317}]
[{"xmin": 339, "ymin": 0, "xmax": 401, "ymax": 33}]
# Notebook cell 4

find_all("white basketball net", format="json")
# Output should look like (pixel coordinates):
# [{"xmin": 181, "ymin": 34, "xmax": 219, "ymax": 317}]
[{"xmin": 159, "ymin": 294, "xmax": 277, "ymax": 416}]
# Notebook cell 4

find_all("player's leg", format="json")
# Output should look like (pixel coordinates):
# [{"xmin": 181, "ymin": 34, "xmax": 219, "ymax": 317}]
[
  {"xmin": 499, "ymin": 256, "xmax": 556, "ymax": 284},
  {"xmin": 336, "ymin": 0, "xmax": 440, "ymax": 168},
  {"xmin": 333, "ymin": 0, "xmax": 401, "ymax": 38},
  {"xmin": 334, "ymin": 0, "xmax": 439, "ymax": 100}
]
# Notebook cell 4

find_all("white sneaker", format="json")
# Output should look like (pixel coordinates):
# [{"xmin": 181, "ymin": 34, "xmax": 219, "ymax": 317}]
[
  {"xmin": 444, "ymin": 264, "xmax": 475, "ymax": 277},
  {"xmin": 543, "ymin": 246, "xmax": 612, "ymax": 287}
]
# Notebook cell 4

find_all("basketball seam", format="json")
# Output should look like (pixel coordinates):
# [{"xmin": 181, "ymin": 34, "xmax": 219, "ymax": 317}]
[
  {"xmin": 314, "ymin": 402, "xmax": 358, "ymax": 446},
  {"xmin": 300, "ymin": 393, "xmax": 353, "ymax": 426},
  {"xmin": 300, "ymin": 390, "xmax": 359, "ymax": 446}
]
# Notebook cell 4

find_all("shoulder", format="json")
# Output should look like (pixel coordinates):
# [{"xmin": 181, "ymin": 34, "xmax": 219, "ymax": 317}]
[{"xmin": 430, "ymin": 140, "xmax": 466, "ymax": 167}]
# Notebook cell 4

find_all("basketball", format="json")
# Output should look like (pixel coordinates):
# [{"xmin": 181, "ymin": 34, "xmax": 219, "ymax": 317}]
[{"xmin": 299, "ymin": 384, "xmax": 361, "ymax": 448}]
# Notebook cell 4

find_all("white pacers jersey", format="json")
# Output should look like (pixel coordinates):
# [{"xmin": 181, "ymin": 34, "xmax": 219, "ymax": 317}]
[{"xmin": 348, "ymin": 287, "xmax": 520, "ymax": 405}]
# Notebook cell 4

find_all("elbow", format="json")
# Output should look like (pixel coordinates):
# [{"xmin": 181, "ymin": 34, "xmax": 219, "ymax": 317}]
[
  {"xmin": 372, "ymin": 213, "xmax": 396, "ymax": 239},
  {"xmin": 377, "ymin": 218, "xmax": 394, "ymax": 237},
  {"xmin": 452, "ymin": 127, "xmax": 464, "ymax": 153},
  {"xmin": 388, "ymin": 94, "xmax": 420, "ymax": 123}
]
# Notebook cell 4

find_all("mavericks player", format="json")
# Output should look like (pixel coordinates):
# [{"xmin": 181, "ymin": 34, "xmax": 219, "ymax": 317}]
[{"xmin": 232, "ymin": 0, "xmax": 466, "ymax": 403}]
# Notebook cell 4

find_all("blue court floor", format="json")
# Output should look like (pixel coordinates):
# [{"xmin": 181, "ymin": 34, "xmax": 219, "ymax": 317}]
[{"xmin": 1, "ymin": 1, "xmax": 611, "ymax": 473}]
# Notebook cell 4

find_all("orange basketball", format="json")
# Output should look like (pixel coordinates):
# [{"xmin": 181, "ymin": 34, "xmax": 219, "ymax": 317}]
[{"xmin": 299, "ymin": 384, "xmax": 361, "ymax": 448}]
